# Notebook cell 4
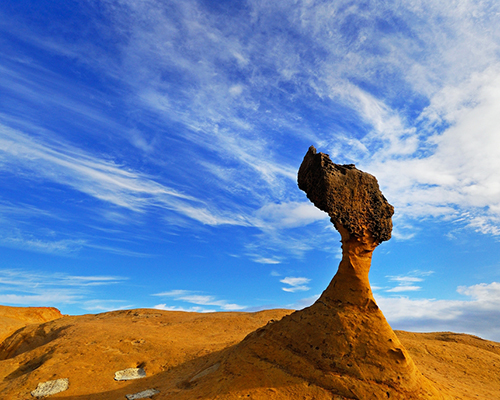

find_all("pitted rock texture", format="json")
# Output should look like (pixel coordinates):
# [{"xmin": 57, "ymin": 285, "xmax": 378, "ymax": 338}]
[
  {"xmin": 298, "ymin": 145, "xmax": 394, "ymax": 243},
  {"xmin": 298, "ymin": 146, "xmax": 395, "ymax": 305}
]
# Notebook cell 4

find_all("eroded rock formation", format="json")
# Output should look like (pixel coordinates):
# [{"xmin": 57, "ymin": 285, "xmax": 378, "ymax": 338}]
[{"xmin": 298, "ymin": 145, "xmax": 394, "ymax": 306}]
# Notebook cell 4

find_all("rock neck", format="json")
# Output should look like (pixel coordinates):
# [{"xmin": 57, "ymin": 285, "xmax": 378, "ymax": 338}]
[{"xmin": 319, "ymin": 224, "xmax": 378, "ymax": 306}]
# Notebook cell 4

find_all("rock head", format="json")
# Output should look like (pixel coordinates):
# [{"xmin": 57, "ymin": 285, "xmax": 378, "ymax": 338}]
[{"xmin": 298, "ymin": 146, "xmax": 394, "ymax": 244}]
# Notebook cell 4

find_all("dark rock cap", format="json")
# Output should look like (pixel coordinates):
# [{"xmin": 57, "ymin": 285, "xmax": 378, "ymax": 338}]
[{"xmin": 298, "ymin": 146, "xmax": 394, "ymax": 243}]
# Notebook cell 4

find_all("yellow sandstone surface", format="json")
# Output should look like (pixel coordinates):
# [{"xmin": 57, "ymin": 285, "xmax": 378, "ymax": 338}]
[{"xmin": 0, "ymin": 308, "xmax": 499, "ymax": 399}]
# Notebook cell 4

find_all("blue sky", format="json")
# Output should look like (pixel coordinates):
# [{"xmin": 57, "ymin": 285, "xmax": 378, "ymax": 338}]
[{"xmin": 1, "ymin": 0, "xmax": 500, "ymax": 341}]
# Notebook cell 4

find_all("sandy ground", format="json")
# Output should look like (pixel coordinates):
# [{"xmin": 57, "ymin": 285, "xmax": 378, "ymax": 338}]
[{"xmin": 1, "ymin": 307, "xmax": 499, "ymax": 399}]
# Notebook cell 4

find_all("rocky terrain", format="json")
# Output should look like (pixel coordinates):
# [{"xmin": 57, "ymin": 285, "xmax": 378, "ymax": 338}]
[
  {"xmin": 0, "ymin": 308, "xmax": 500, "ymax": 399},
  {"xmin": 1, "ymin": 147, "xmax": 499, "ymax": 399}
]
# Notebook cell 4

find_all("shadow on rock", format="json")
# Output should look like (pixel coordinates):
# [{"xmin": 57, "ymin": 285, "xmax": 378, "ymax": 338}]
[{"xmin": 0, "ymin": 323, "xmax": 70, "ymax": 360}]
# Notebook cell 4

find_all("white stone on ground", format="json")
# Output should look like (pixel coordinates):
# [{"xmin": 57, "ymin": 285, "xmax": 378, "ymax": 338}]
[
  {"xmin": 114, "ymin": 367, "xmax": 146, "ymax": 381},
  {"xmin": 125, "ymin": 388, "xmax": 160, "ymax": 399},
  {"xmin": 31, "ymin": 378, "xmax": 69, "ymax": 398}
]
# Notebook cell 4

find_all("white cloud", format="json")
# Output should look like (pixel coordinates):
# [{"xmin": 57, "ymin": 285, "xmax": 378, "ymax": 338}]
[
  {"xmin": 82, "ymin": 300, "xmax": 133, "ymax": 312},
  {"xmin": 376, "ymin": 281, "xmax": 500, "ymax": 341},
  {"xmin": 0, "ymin": 123, "xmax": 250, "ymax": 227},
  {"xmin": 244, "ymin": 222, "xmax": 340, "ymax": 262},
  {"xmin": 254, "ymin": 202, "xmax": 328, "ymax": 229},
  {"xmin": 376, "ymin": 296, "xmax": 464, "ymax": 321},
  {"xmin": 152, "ymin": 304, "xmax": 216, "ymax": 313},
  {"xmin": 364, "ymin": 67, "xmax": 500, "ymax": 233},
  {"xmin": 282, "ymin": 286, "xmax": 310, "ymax": 293},
  {"xmin": 383, "ymin": 271, "xmax": 433, "ymax": 293},
  {"xmin": 253, "ymin": 257, "xmax": 281, "ymax": 265},
  {"xmin": 386, "ymin": 286, "xmax": 421, "ymax": 293},
  {"xmin": 110, "ymin": 1, "xmax": 300, "ymax": 194},
  {"xmin": 60, "ymin": 275, "xmax": 127, "ymax": 287},
  {"xmin": 465, "ymin": 215, "xmax": 500, "ymax": 236},
  {"xmin": 288, "ymin": 293, "xmax": 321, "ymax": 310},
  {"xmin": 177, "ymin": 295, "xmax": 245, "ymax": 311},
  {"xmin": 0, "ymin": 269, "xmax": 129, "ymax": 310},
  {"xmin": 457, "ymin": 282, "xmax": 500, "ymax": 303},
  {"xmin": 0, "ymin": 234, "xmax": 86, "ymax": 254},
  {"xmin": 229, "ymin": 84, "xmax": 244, "ymax": 96},
  {"xmin": 0, "ymin": 216, "xmax": 157, "ymax": 257},
  {"xmin": 0, "ymin": 293, "xmax": 78, "ymax": 305},
  {"xmin": 388, "ymin": 277, "xmax": 424, "ymax": 283},
  {"xmin": 153, "ymin": 289, "xmax": 191, "ymax": 297},
  {"xmin": 280, "ymin": 277, "xmax": 310, "ymax": 286},
  {"xmin": 152, "ymin": 289, "xmax": 246, "ymax": 311},
  {"xmin": 280, "ymin": 276, "xmax": 311, "ymax": 293},
  {"xmin": 0, "ymin": 269, "xmax": 127, "ymax": 288}
]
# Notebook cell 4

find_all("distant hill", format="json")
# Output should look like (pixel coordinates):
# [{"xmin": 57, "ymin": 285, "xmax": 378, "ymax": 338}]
[{"xmin": 0, "ymin": 305, "xmax": 62, "ymax": 342}]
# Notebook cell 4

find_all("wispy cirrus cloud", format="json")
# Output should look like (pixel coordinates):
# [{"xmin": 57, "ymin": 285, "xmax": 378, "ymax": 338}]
[
  {"xmin": 0, "ymin": 269, "xmax": 127, "ymax": 289},
  {"xmin": 383, "ymin": 271, "xmax": 434, "ymax": 293},
  {"xmin": 385, "ymin": 285, "xmax": 422, "ymax": 293},
  {"xmin": 280, "ymin": 276, "xmax": 311, "ymax": 293},
  {"xmin": 0, "ymin": 123, "xmax": 189, "ymax": 208},
  {"xmin": 287, "ymin": 293, "xmax": 321, "ymax": 310},
  {"xmin": 82, "ymin": 299, "xmax": 134, "ymax": 312},
  {"xmin": 0, "ymin": 293, "xmax": 77, "ymax": 306},
  {"xmin": 0, "ymin": 269, "xmax": 129, "ymax": 311},
  {"xmin": 256, "ymin": 258, "xmax": 281, "ymax": 265},
  {"xmin": 0, "ymin": 234, "xmax": 86, "ymax": 255},
  {"xmin": 0, "ymin": 122, "xmax": 249, "ymax": 227},
  {"xmin": 3, "ymin": 0, "xmax": 500, "ymax": 258},
  {"xmin": 152, "ymin": 304, "xmax": 216, "ymax": 313},
  {"xmin": 99, "ymin": 0, "xmax": 500, "ymax": 241},
  {"xmin": 254, "ymin": 202, "xmax": 328, "ymax": 229}
]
